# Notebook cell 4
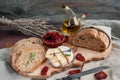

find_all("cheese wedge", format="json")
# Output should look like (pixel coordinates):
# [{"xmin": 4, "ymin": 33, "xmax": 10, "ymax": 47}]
[{"xmin": 46, "ymin": 46, "xmax": 73, "ymax": 67}]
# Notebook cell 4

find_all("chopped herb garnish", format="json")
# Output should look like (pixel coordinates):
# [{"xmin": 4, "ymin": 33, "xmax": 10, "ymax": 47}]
[
  {"xmin": 64, "ymin": 54, "xmax": 71, "ymax": 56},
  {"xmin": 27, "ymin": 53, "xmax": 35, "ymax": 64}
]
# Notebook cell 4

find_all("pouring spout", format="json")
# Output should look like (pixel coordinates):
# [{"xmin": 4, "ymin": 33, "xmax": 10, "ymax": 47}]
[{"xmin": 62, "ymin": 3, "xmax": 78, "ymax": 26}]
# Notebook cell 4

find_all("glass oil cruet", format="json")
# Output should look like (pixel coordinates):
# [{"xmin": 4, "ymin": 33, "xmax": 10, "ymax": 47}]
[{"xmin": 61, "ymin": 3, "xmax": 81, "ymax": 35}]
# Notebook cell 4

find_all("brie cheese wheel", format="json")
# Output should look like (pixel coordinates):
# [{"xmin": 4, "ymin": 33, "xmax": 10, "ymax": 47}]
[{"xmin": 46, "ymin": 46, "xmax": 73, "ymax": 67}]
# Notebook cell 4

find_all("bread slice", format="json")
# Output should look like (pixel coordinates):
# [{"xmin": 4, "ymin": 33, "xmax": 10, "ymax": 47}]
[
  {"xmin": 73, "ymin": 28, "xmax": 110, "ymax": 52},
  {"xmin": 15, "ymin": 47, "xmax": 45, "ymax": 73},
  {"xmin": 10, "ymin": 37, "xmax": 46, "ymax": 73},
  {"xmin": 10, "ymin": 37, "xmax": 43, "ymax": 64}
]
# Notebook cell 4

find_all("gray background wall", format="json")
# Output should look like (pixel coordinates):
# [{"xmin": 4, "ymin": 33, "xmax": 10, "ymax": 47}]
[{"xmin": 0, "ymin": 0, "xmax": 120, "ymax": 22}]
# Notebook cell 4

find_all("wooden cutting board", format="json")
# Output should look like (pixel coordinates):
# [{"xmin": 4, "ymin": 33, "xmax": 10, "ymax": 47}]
[{"xmin": 10, "ymin": 36, "xmax": 112, "ymax": 80}]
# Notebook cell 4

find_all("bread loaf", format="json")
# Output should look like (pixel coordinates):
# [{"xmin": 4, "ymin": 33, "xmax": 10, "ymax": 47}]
[{"xmin": 73, "ymin": 28, "xmax": 110, "ymax": 52}]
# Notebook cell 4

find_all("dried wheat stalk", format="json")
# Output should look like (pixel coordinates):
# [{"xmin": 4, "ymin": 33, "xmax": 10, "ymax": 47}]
[{"xmin": 0, "ymin": 17, "xmax": 61, "ymax": 37}]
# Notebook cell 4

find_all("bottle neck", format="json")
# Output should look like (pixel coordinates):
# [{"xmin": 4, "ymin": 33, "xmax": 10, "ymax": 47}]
[{"xmin": 63, "ymin": 5, "xmax": 78, "ymax": 26}]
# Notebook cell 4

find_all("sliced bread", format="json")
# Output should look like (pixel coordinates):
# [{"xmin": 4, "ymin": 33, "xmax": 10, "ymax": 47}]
[
  {"xmin": 15, "ymin": 47, "xmax": 45, "ymax": 73},
  {"xmin": 10, "ymin": 37, "xmax": 46, "ymax": 73}
]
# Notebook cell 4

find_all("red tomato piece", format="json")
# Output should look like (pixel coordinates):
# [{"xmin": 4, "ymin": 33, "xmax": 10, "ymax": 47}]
[
  {"xmin": 68, "ymin": 69, "xmax": 81, "ymax": 75},
  {"xmin": 41, "ymin": 66, "xmax": 49, "ymax": 75},
  {"xmin": 76, "ymin": 53, "xmax": 85, "ymax": 61},
  {"xmin": 94, "ymin": 71, "xmax": 107, "ymax": 80}
]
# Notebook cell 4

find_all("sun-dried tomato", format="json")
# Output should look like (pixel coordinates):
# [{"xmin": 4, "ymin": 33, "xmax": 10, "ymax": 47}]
[
  {"xmin": 68, "ymin": 69, "xmax": 81, "ymax": 75},
  {"xmin": 43, "ymin": 31, "xmax": 65, "ymax": 47},
  {"xmin": 94, "ymin": 71, "xmax": 107, "ymax": 80},
  {"xmin": 76, "ymin": 53, "xmax": 85, "ymax": 61},
  {"xmin": 41, "ymin": 66, "xmax": 49, "ymax": 75}
]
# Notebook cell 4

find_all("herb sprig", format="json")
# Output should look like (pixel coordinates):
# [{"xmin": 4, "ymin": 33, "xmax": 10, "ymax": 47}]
[{"xmin": 27, "ymin": 53, "xmax": 35, "ymax": 64}]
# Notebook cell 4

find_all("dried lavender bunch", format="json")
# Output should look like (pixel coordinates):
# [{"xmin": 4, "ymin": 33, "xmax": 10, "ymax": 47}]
[{"xmin": 0, "ymin": 17, "xmax": 60, "ymax": 37}]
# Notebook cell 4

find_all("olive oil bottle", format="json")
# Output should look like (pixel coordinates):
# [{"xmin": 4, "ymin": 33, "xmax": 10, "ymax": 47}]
[
  {"xmin": 62, "ymin": 19, "xmax": 81, "ymax": 35},
  {"xmin": 61, "ymin": 4, "xmax": 81, "ymax": 35}
]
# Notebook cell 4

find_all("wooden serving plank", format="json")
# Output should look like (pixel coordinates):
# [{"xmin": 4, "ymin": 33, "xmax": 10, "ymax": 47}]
[
  {"xmin": 10, "ymin": 35, "xmax": 112, "ymax": 80},
  {"xmin": 21, "ymin": 43, "xmax": 111, "ymax": 80}
]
